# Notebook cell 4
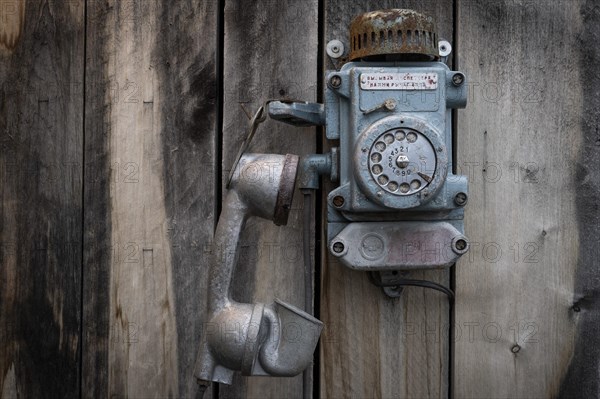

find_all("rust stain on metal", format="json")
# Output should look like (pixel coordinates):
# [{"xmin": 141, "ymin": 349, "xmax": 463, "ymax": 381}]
[
  {"xmin": 273, "ymin": 154, "xmax": 299, "ymax": 226},
  {"xmin": 349, "ymin": 9, "xmax": 439, "ymax": 61}
]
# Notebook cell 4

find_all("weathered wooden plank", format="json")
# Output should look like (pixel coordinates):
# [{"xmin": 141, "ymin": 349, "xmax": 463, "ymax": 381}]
[
  {"xmin": 82, "ymin": 1, "xmax": 113, "ymax": 396},
  {"xmin": 558, "ymin": 1, "xmax": 600, "ymax": 396},
  {"xmin": 83, "ymin": 0, "xmax": 217, "ymax": 397},
  {"xmin": 0, "ymin": 0, "xmax": 84, "ymax": 397},
  {"xmin": 220, "ymin": 1, "xmax": 318, "ymax": 397},
  {"xmin": 320, "ymin": 1, "xmax": 454, "ymax": 398},
  {"xmin": 454, "ymin": 1, "xmax": 584, "ymax": 397}
]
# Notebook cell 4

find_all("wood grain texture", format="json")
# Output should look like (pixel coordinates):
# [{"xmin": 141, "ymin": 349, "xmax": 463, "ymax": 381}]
[
  {"xmin": 82, "ymin": 2, "xmax": 114, "ymax": 396},
  {"xmin": 558, "ymin": 1, "xmax": 600, "ymax": 397},
  {"xmin": 83, "ymin": 0, "xmax": 217, "ymax": 397},
  {"xmin": 454, "ymin": 1, "xmax": 583, "ymax": 397},
  {"xmin": 220, "ymin": 1, "xmax": 318, "ymax": 397},
  {"xmin": 320, "ymin": 1, "xmax": 454, "ymax": 398},
  {"xmin": 0, "ymin": 0, "xmax": 84, "ymax": 397},
  {"xmin": 153, "ymin": 1, "xmax": 218, "ymax": 397}
]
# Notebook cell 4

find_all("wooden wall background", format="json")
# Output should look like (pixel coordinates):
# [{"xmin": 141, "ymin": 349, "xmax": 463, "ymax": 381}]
[{"xmin": 0, "ymin": 0, "xmax": 598, "ymax": 398}]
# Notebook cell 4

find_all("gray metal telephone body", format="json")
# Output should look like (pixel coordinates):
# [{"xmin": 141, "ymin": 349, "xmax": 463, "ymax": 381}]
[{"xmin": 270, "ymin": 9, "xmax": 470, "ymax": 294}]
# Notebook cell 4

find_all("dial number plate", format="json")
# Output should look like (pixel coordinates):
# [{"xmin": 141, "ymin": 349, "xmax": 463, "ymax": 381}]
[{"xmin": 368, "ymin": 128, "xmax": 437, "ymax": 196}]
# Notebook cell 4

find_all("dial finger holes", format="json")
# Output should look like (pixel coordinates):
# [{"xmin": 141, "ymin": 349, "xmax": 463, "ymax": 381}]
[
  {"xmin": 375, "ymin": 142, "xmax": 386, "ymax": 151},
  {"xmin": 366, "ymin": 127, "xmax": 435, "ymax": 197}
]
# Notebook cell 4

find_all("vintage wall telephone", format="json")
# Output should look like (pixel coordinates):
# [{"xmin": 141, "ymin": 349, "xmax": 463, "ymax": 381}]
[{"xmin": 195, "ymin": 9, "xmax": 469, "ymax": 392}]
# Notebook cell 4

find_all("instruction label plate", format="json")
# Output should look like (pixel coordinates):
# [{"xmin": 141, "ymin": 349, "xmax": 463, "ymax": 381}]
[{"xmin": 360, "ymin": 72, "xmax": 438, "ymax": 90}]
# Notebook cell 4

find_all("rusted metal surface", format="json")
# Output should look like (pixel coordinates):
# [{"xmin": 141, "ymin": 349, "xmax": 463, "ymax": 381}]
[
  {"xmin": 274, "ymin": 154, "xmax": 300, "ymax": 226},
  {"xmin": 349, "ymin": 9, "xmax": 439, "ymax": 61}
]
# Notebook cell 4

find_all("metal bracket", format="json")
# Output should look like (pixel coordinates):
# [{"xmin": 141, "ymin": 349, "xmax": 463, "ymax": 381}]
[{"xmin": 268, "ymin": 101, "xmax": 326, "ymax": 127}]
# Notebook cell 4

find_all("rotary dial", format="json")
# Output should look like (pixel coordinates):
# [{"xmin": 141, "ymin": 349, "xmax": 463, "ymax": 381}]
[{"xmin": 368, "ymin": 128, "xmax": 437, "ymax": 196}]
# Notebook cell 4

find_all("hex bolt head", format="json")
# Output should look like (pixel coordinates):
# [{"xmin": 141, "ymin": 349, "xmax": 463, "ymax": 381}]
[
  {"xmin": 332, "ymin": 195, "xmax": 345, "ymax": 207},
  {"xmin": 329, "ymin": 75, "xmax": 342, "ymax": 89},
  {"xmin": 452, "ymin": 73, "xmax": 465, "ymax": 86},
  {"xmin": 455, "ymin": 192, "xmax": 468, "ymax": 206},
  {"xmin": 332, "ymin": 241, "xmax": 345, "ymax": 254}
]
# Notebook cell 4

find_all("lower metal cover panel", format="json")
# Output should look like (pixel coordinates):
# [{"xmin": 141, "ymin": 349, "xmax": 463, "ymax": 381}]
[{"xmin": 329, "ymin": 221, "xmax": 468, "ymax": 270}]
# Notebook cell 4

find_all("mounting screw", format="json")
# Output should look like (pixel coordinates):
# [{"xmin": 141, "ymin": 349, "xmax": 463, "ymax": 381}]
[
  {"xmin": 511, "ymin": 344, "xmax": 521, "ymax": 354},
  {"xmin": 452, "ymin": 237, "xmax": 469, "ymax": 255},
  {"xmin": 454, "ymin": 192, "xmax": 468, "ymax": 206},
  {"xmin": 329, "ymin": 75, "xmax": 342, "ymax": 89},
  {"xmin": 383, "ymin": 99, "xmax": 397, "ymax": 111},
  {"xmin": 454, "ymin": 239, "xmax": 467, "ymax": 251},
  {"xmin": 332, "ymin": 195, "xmax": 345, "ymax": 207},
  {"xmin": 326, "ymin": 39, "xmax": 345, "ymax": 59},
  {"xmin": 452, "ymin": 73, "xmax": 465, "ymax": 86},
  {"xmin": 332, "ymin": 241, "xmax": 345, "ymax": 254},
  {"xmin": 438, "ymin": 40, "xmax": 452, "ymax": 57}
]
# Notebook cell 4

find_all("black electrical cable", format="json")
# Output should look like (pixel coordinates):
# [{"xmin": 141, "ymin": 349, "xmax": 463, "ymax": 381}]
[
  {"xmin": 302, "ymin": 190, "xmax": 313, "ymax": 315},
  {"xmin": 368, "ymin": 271, "xmax": 455, "ymax": 305},
  {"xmin": 301, "ymin": 189, "xmax": 313, "ymax": 399}
]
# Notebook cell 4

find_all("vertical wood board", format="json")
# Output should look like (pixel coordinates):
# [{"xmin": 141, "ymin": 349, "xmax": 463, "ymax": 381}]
[
  {"xmin": 83, "ymin": 0, "xmax": 217, "ymax": 397},
  {"xmin": 0, "ymin": 0, "xmax": 84, "ymax": 397},
  {"xmin": 320, "ymin": 1, "xmax": 454, "ymax": 398},
  {"xmin": 220, "ymin": 1, "xmax": 318, "ymax": 397},
  {"xmin": 454, "ymin": 1, "xmax": 583, "ymax": 397}
]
